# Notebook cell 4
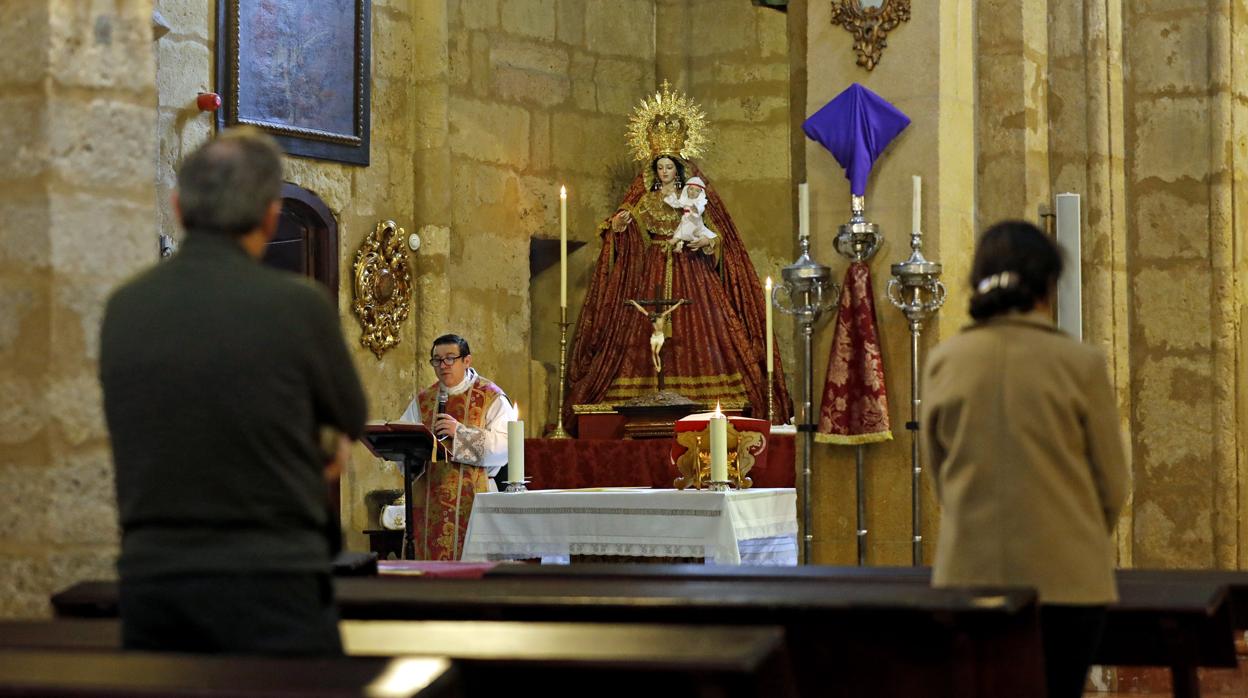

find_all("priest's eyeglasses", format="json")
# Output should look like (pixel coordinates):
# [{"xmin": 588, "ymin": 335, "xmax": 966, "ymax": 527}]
[{"xmin": 429, "ymin": 355, "xmax": 463, "ymax": 367}]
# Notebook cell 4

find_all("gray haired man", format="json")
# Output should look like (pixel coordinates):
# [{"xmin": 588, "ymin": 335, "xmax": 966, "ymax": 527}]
[{"xmin": 100, "ymin": 127, "xmax": 367, "ymax": 655}]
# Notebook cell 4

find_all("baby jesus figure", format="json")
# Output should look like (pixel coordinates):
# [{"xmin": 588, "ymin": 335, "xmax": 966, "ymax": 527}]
[{"xmin": 663, "ymin": 176, "xmax": 718, "ymax": 253}]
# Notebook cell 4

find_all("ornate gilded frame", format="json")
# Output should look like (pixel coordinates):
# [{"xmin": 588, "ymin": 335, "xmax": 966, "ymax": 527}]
[
  {"xmin": 352, "ymin": 221, "xmax": 412, "ymax": 359},
  {"xmin": 829, "ymin": 0, "xmax": 911, "ymax": 71},
  {"xmin": 216, "ymin": 0, "xmax": 371, "ymax": 165}
]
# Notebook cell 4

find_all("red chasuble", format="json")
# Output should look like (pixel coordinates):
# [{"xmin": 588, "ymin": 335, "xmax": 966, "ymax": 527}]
[{"xmin": 411, "ymin": 377, "xmax": 504, "ymax": 560}]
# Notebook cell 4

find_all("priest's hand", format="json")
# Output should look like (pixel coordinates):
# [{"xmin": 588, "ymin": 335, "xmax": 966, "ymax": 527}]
[{"xmin": 433, "ymin": 413, "xmax": 460, "ymax": 440}]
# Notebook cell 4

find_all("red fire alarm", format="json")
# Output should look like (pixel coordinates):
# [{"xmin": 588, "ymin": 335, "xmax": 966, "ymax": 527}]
[{"xmin": 196, "ymin": 92, "xmax": 222, "ymax": 112}]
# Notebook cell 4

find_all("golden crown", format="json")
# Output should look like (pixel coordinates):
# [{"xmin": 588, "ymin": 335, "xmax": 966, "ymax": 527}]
[{"xmin": 626, "ymin": 81, "xmax": 709, "ymax": 163}]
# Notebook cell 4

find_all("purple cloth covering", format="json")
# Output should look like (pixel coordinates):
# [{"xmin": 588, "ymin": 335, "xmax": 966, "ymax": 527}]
[{"xmin": 802, "ymin": 83, "xmax": 910, "ymax": 196}]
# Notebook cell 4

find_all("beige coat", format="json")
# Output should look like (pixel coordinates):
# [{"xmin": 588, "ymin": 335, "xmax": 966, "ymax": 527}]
[{"xmin": 920, "ymin": 311, "xmax": 1130, "ymax": 604}]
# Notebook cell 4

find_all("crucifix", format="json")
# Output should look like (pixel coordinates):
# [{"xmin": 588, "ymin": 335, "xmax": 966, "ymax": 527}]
[{"xmin": 625, "ymin": 287, "xmax": 691, "ymax": 391}]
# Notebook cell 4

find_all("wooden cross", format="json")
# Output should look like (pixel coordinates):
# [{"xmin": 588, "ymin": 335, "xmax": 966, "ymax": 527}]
[{"xmin": 625, "ymin": 287, "xmax": 691, "ymax": 391}]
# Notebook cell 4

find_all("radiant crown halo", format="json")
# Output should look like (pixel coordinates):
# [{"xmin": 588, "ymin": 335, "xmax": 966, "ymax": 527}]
[{"xmin": 626, "ymin": 80, "xmax": 710, "ymax": 163}]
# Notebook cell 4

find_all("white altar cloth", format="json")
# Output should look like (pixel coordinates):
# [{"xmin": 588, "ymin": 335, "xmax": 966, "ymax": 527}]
[{"xmin": 460, "ymin": 487, "xmax": 798, "ymax": 565}]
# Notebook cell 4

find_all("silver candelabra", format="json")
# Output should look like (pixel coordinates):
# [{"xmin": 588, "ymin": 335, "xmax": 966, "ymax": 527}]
[
  {"xmin": 835, "ymin": 195, "xmax": 882, "ymax": 567},
  {"xmin": 774, "ymin": 234, "xmax": 838, "ymax": 565},
  {"xmin": 886, "ymin": 220, "xmax": 946, "ymax": 566}
]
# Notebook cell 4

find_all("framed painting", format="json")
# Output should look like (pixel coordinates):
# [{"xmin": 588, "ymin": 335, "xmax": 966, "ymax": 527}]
[{"xmin": 216, "ymin": 0, "xmax": 371, "ymax": 165}]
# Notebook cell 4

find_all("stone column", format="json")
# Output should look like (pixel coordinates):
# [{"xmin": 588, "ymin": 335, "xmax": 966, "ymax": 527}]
[
  {"xmin": 1047, "ymin": 0, "xmax": 1134, "ymax": 566},
  {"xmin": 804, "ymin": 0, "xmax": 975, "ymax": 564},
  {"xmin": 1122, "ymin": 0, "xmax": 1242, "ymax": 569},
  {"xmin": 0, "ymin": 0, "xmax": 156, "ymax": 618},
  {"xmin": 975, "ymin": 0, "xmax": 1052, "ymax": 226}
]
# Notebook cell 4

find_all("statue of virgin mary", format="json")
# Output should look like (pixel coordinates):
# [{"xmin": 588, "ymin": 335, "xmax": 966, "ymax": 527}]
[{"xmin": 564, "ymin": 82, "xmax": 792, "ymax": 429}]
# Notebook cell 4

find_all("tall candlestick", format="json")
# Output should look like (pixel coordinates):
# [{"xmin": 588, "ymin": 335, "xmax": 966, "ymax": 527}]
[
  {"xmin": 560, "ymin": 186, "xmax": 568, "ymax": 308},
  {"xmin": 764, "ymin": 276, "xmax": 774, "ymax": 375},
  {"xmin": 798, "ymin": 182, "xmax": 810, "ymax": 238},
  {"xmin": 911, "ymin": 175, "xmax": 921, "ymax": 234},
  {"xmin": 508, "ymin": 404, "xmax": 525, "ymax": 486},
  {"xmin": 710, "ymin": 403, "xmax": 728, "ymax": 483},
  {"xmin": 765, "ymin": 276, "xmax": 775, "ymax": 424}
]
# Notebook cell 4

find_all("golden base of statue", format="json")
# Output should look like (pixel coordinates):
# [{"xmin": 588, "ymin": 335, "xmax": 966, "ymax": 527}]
[
  {"xmin": 615, "ymin": 390, "xmax": 701, "ymax": 439},
  {"xmin": 613, "ymin": 391, "xmax": 751, "ymax": 440}
]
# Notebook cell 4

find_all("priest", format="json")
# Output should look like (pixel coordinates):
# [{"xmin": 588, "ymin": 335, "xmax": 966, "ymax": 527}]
[{"xmin": 398, "ymin": 334, "xmax": 517, "ymax": 559}]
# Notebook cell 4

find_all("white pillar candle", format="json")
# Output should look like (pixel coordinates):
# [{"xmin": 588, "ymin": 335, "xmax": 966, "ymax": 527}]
[
  {"xmin": 798, "ymin": 182, "xmax": 810, "ymax": 239},
  {"xmin": 709, "ymin": 405, "xmax": 728, "ymax": 483},
  {"xmin": 508, "ymin": 405, "xmax": 525, "ymax": 484},
  {"xmin": 912, "ymin": 175, "xmax": 922, "ymax": 235},
  {"xmin": 764, "ymin": 276, "xmax": 774, "ymax": 375},
  {"xmin": 560, "ymin": 186, "xmax": 568, "ymax": 308}
]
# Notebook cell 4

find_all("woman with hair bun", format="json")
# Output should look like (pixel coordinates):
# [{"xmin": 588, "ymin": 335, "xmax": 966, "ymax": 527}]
[{"xmin": 920, "ymin": 220, "xmax": 1130, "ymax": 698}]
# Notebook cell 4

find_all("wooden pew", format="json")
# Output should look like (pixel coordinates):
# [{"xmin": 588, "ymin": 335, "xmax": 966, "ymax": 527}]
[
  {"xmin": 49, "ymin": 577, "xmax": 1045, "ymax": 698},
  {"xmin": 335, "ymin": 576, "xmax": 1046, "ymax": 698},
  {"xmin": 0, "ymin": 619, "xmax": 795, "ymax": 698},
  {"xmin": 484, "ymin": 563, "xmax": 1240, "ymax": 698},
  {"xmin": 0, "ymin": 649, "xmax": 458, "ymax": 697}
]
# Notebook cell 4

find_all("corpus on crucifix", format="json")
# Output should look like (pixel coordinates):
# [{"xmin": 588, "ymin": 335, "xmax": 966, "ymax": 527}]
[{"xmin": 625, "ymin": 296, "xmax": 690, "ymax": 379}]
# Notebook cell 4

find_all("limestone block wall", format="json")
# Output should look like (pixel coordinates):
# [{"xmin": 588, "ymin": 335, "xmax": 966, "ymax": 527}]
[
  {"xmin": 803, "ymin": 0, "xmax": 975, "ymax": 564},
  {"xmin": 146, "ymin": 0, "xmax": 424, "ymax": 551},
  {"xmin": 663, "ymin": 0, "xmax": 795, "ymax": 370},
  {"xmin": 971, "ymin": 0, "xmax": 1248, "ymax": 570},
  {"xmin": 0, "ymin": 0, "xmax": 157, "ymax": 618},
  {"xmin": 1120, "ymin": 1, "xmax": 1244, "ymax": 569},
  {"xmin": 1044, "ymin": 0, "xmax": 1133, "ymax": 564},
  {"xmin": 430, "ymin": 0, "xmax": 658, "ymax": 433}
]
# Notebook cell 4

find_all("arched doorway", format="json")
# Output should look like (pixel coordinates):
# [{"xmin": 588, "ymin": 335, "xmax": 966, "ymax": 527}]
[{"xmin": 262, "ymin": 183, "xmax": 339, "ymax": 302}]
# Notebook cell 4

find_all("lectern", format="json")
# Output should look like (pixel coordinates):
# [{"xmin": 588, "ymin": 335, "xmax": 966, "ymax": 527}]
[{"xmin": 361, "ymin": 423, "xmax": 437, "ymax": 560}]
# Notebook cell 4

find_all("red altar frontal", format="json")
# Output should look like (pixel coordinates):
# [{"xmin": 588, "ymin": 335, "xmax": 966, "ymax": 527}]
[{"xmin": 523, "ymin": 434, "xmax": 796, "ymax": 490}]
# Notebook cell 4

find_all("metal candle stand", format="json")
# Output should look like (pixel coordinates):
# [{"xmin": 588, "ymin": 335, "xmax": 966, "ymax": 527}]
[
  {"xmin": 886, "ymin": 219, "xmax": 946, "ymax": 566},
  {"xmin": 835, "ymin": 195, "xmax": 883, "ymax": 567},
  {"xmin": 548, "ymin": 306, "xmax": 572, "ymax": 439},
  {"xmin": 773, "ymin": 235, "xmax": 838, "ymax": 565}
]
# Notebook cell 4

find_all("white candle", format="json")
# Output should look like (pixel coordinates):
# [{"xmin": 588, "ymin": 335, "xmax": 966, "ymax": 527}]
[
  {"xmin": 709, "ymin": 404, "xmax": 728, "ymax": 483},
  {"xmin": 560, "ymin": 186, "xmax": 568, "ymax": 308},
  {"xmin": 764, "ymin": 277, "xmax": 774, "ymax": 376},
  {"xmin": 507, "ymin": 404, "xmax": 525, "ymax": 484},
  {"xmin": 798, "ymin": 182, "xmax": 810, "ymax": 239},
  {"xmin": 912, "ymin": 175, "xmax": 921, "ymax": 235}
]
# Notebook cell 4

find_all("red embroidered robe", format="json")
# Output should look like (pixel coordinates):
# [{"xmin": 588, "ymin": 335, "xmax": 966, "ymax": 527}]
[{"xmin": 412, "ymin": 376, "xmax": 504, "ymax": 560}]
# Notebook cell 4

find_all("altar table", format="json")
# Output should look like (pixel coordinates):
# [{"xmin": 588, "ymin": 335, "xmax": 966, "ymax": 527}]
[
  {"xmin": 460, "ymin": 488, "xmax": 797, "ymax": 566},
  {"xmin": 523, "ymin": 435, "xmax": 795, "ymax": 490}
]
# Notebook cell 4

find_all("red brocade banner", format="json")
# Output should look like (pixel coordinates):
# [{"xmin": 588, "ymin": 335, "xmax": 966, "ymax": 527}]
[{"xmin": 815, "ymin": 261, "xmax": 892, "ymax": 445}]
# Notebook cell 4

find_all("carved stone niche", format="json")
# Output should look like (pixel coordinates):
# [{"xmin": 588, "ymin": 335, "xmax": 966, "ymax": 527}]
[{"xmin": 829, "ymin": 0, "xmax": 911, "ymax": 71}]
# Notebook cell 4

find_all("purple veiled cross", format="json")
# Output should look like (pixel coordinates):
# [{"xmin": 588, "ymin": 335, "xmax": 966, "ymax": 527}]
[{"xmin": 802, "ymin": 83, "xmax": 910, "ymax": 196}]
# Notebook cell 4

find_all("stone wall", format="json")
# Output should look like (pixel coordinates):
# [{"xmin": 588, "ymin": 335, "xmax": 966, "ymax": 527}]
[
  {"xmin": 975, "ymin": 0, "xmax": 1248, "ymax": 571},
  {"xmin": 803, "ymin": 0, "xmax": 975, "ymax": 564},
  {"xmin": 0, "ymin": 0, "xmax": 157, "ymax": 617},
  {"xmin": 1120, "ymin": 0, "xmax": 1244, "ymax": 569},
  {"xmin": 149, "ymin": 0, "xmax": 422, "ymax": 554},
  {"xmin": 440, "ymin": 0, "xmax": 659, "ymax": 435}
]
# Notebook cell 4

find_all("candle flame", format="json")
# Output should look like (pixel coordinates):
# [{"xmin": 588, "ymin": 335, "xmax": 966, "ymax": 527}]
[
  {"xmin": 560, "ymin": 185, "xmax": 566, "ymax": 199},
  {"xmin": 765, "ymin": 276, "xmax": 772, "ymax": 290},
  {"xmin": 713, "ymin": 400, "xmax": 723, "ymax": 417},
  {"xmin": 515, "ymin": 402, "xmax": 520, "ymax": 419}
]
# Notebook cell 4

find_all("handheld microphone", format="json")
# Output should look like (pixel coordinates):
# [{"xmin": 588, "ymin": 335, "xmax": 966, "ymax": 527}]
[{"xmin": 435, "ymin": 390, "xmax": 449, "ymax": 443}]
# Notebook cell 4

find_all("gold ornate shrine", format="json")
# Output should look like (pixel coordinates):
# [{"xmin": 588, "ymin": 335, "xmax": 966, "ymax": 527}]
[
  {"xmin": 671, "ymin": 415, "xmax": 769, "ymax": 491},
  {"xmin": 829, "ymin": 0, "xmax": 911, "ymax": 71},
  {"xmin": 352, "ymin": 220, "xmax": 412, "ymax": 359}
]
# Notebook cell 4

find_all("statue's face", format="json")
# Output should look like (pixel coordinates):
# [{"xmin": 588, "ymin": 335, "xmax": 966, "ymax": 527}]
[{"xmin": 655, "ymin": 157, "xmax": 678, "ymax": 185}]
